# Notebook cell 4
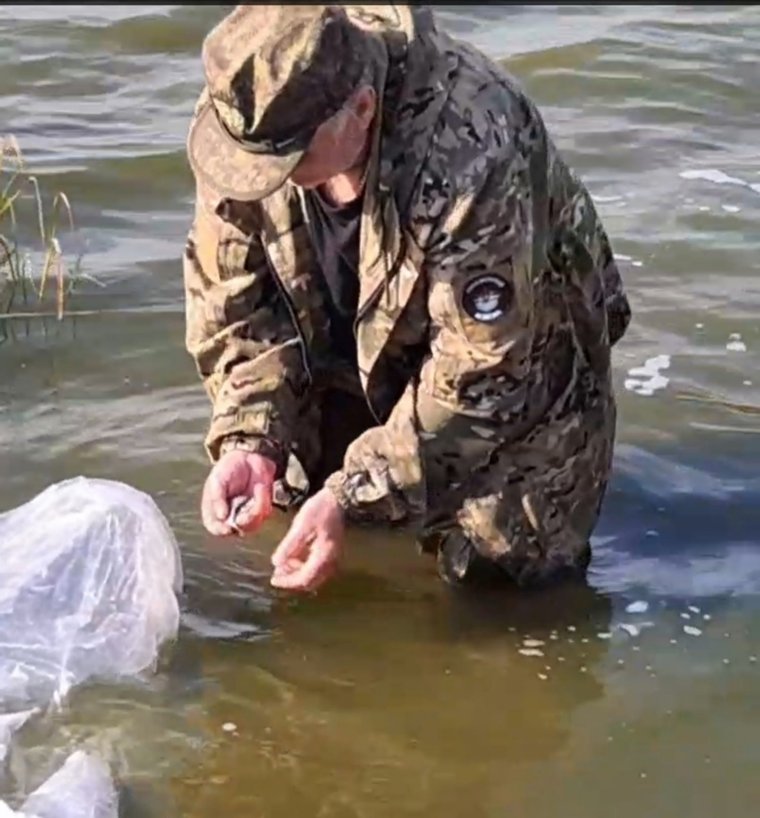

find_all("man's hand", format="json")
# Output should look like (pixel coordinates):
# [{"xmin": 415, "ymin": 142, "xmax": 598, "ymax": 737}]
[
  {"xmin": 270, "ymin": 488, "xmax": 345, "ymax": 592},
  {"xmin": 201, "ymin": 449, "xmax": 277, "ymax": 537}
]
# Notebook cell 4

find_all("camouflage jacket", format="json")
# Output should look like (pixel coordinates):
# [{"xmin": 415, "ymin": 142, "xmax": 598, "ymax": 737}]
[{"xmin": 182, "ymin": 5, "xmax": 631, "ymax": 524}]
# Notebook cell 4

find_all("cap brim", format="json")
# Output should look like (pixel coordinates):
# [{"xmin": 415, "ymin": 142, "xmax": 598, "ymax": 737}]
[{"xmin": 187, "ymin": 101, "xmax": 304, "ymax": 202}]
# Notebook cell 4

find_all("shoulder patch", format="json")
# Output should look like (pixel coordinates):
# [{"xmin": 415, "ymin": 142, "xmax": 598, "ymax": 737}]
[{"xmin": 461, "ymin": 274, "xmax": 513, "ymax": 323}]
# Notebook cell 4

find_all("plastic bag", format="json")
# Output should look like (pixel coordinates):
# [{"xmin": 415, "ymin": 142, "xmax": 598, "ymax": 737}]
[
  {"xmin": 0, "ymin": 711, "xmax": 36, "ymax": 765},
  {"xmin": 0, "ymin": 750, "xmax": 117, "ymax": 818},
  {"xmin": 0, "ymin": 477, "xmax": 183, "ymax": 710}
]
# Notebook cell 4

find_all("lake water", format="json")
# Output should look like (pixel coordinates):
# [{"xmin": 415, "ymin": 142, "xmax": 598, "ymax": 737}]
[{"xmin": 1, "ymin": 4, "xmax": 759, "ymax": 816}]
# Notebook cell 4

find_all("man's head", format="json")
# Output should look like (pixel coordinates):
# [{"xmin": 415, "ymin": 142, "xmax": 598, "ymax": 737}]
[
  {"xmin": 188, "ymin": 5, "xmax": 379, "ymax": 202},
  {"xmin": 289, "ymin": 80, "xmax": 377, "ymax": 190}
]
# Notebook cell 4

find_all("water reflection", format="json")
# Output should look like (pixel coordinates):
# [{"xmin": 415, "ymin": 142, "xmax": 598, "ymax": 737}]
[{"xmin": 592, "ymin": 443, "xmax": 760, "ymax": 601}]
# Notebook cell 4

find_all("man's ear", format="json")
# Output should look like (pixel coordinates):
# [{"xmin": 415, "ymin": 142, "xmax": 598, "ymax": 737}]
[{"xmin": 352, "ymin": 85, "xmax": 377, "ymax": 131}]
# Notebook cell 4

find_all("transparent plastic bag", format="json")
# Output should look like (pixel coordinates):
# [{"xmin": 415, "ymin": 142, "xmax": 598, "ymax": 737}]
[
  {"xmin": 0, "ymin": 750, "xmax": 117, "ymax": 818},
  {"xmin": 0, "ymin": 477, "xmax": 183, "ymax": 710},
  {"xmin": 0, "ymin": 711, "xmax": 36, "ymax": 765}
]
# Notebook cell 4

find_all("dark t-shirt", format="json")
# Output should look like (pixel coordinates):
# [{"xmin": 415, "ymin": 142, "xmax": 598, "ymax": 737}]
[{"xmin": 303, "ymin": 187, "xmax": 362, "ymax": 365}]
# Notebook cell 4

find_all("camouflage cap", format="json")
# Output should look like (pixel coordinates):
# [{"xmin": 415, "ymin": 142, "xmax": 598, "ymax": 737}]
[{"xmin": 188, "ymin": 5, "xmax": 371, "ymax": 202}]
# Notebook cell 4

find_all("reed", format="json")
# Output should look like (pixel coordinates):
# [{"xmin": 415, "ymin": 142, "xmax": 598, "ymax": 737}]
[{"xmin": 0, "ymin": 135, "xmax": 81, "ymax": 325}]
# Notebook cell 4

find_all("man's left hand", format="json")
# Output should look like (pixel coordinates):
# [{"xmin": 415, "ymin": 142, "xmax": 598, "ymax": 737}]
[{"xmin": 270, "ymin": 488, "xmax": 345, "ymax": 592}]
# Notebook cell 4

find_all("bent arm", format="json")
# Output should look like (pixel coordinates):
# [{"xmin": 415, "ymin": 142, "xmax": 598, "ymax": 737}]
[{"xmin": 183, "ymin": 183, "xmax": 308, "ymax": 475}]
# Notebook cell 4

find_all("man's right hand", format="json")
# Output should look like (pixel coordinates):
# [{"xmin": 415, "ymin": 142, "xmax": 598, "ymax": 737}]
[{"xmin": 201, "ymin": 449, "xmax": 277, "ymax": 537}]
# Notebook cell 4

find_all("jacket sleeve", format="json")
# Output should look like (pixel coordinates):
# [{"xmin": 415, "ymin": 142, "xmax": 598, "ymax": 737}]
[
  {"xmin": 183, "ymin": 180, "xmax": 309, "ymax": 475},
  {"xmin": 548, "ymin": 146, "xmax": 632, "ymax": 347}
]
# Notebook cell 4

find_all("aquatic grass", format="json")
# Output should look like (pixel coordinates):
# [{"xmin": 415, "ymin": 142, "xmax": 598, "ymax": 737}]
[{"xmin": 0, "ymin": 136, "xmax": 83, "ymax": 329}]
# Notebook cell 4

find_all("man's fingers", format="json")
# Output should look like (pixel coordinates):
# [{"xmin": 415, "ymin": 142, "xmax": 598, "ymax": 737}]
[
  {"xmin": 270, "ymin": 558, "xmax": 303, "ymax": 586},
  {"xmin": 201, "ymin": 475, "xmax": 233, "ymax": 536},
  {"xmin": 270, "ymin": 566, "xmax": 308, "ymax": 589},
  {"xmin": 233, "ymin": 496, "xmax": 262, "ymax": 532},
  {"xmin": 270, "ymin": 539, "xmax": 334, "ymax": 591},
  {"xmin": 232, "ymin": 482, "xmax": 273, "ymax": 533},
  {"xmin": 270, "ymin": 512, "xmax": 311, "ymax": 567},
  {"xmin": 200, "ymin": 455, "xmax": 277, "ymax": 538},
  {"xmin": 270, "ymin": 527, "xmax": 308, "ymax": 568},
  {"xmin": 201, "ymin": 500, "xmax": 232, "ymax": 537},
  {"xmin": 272, "ymin": 557, "xmax": 303, "ymax": 577},
  {"xmin": 269, "ymin": 490, "xmax": 344, "ymax": 591},
  {"xmin": 270, "ymin": 559, "xmax": 334, "ymax": 592},
  {"xmin": 255, "ymin": 481, "xmax": 273, "ymax": 521},
  {"xmin": 202, "ymin": 472, "xmax": 229, "ymax": 522},
  {"xmin": 201, "ymin": 508, "xmax": 232, "ymax": 538},
  {"xmin": 302, "ymin": 554, "xmax": 339, "ymax": 592}
]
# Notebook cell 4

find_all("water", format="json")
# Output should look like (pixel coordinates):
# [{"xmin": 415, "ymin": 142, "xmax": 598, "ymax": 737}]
[{"xmin": 1, "ymin": 4, "xmax": 759, "ymax": 815}]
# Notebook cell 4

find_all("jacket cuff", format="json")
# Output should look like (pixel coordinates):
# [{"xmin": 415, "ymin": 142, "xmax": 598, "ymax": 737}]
[
  {"xmin": 216, "ymin": 435, "xmax": 287, "ymax": 480},
  {"xmin": 322, "ymin": 470, "xmax": 356, "ymax": 512}
]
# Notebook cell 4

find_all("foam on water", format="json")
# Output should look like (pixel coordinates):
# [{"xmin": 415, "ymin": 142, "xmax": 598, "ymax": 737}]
[
  {"xmin": 613, "ymin": 252, "xmax": 643, "ymax": 268},
  {"xmin": 624, "ymin": 355, "xmax": 671, "ymax": 397},
  {"xmin": 726, "ymin": 333, "xmax": 747, "ymax": 352},
  {"xmin": 680, "ymin": 168, "xmax": 760, "ymax": 194}
]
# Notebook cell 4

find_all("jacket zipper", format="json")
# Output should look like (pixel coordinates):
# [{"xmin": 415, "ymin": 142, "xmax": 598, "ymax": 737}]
[{"xmin": 260, "ymin": 240, "xmax": 313, "ymax": 386}]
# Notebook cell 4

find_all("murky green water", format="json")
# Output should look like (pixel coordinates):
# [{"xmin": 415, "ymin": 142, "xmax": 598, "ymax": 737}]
[{"xmin": 1, "ymin": 4, "xmax": 759, "ymax": 816}]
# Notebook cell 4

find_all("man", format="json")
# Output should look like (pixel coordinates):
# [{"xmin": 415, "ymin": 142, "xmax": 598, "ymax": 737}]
[{"xmin": 182, "ymin": 5, "xmax": 631, "ymax": 593}]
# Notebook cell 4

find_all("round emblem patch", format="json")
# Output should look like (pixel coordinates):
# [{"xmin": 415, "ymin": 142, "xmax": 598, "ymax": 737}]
[{"xmin": 461, "ymin": 275, "xmax": 512, "ymax": 323}]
